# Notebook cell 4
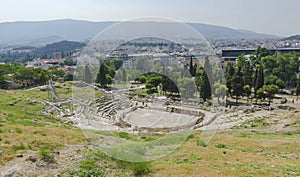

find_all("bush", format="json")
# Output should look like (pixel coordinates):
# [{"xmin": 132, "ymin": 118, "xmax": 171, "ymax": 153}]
[
  {"xmin": 16, "ymin": 128, "xmax": 22, "ymax": 134},
  {"xmin": 118, "ymin": 132, "xmax": 131, "ymax": 140},
  {"xmin": 80, "ymin": 159, "xmax": 98, "ymax": 170},
  {"xmin": 38, "ymin": 147, "xmax": 54, "ymax": 162},
  {"xmin": 197, "ymin": 139, "xmax": 207, "ymax": 147},
  {"xmin": 215, "ymin": 144, "xmax": 227, "ymax": 149},
  {"xmin": 12, "ymin": 142, "xmax": 26, "ymax": 151},
  {"xmin": 76, "ymin": 169, "xmax": 105, "ymax": 177},
  {"xmin": 75, "ymin": 159, "xmax": 105, "ymax": 177},
  {"xmin": 186, "ymin": 134, "xmax": 195, "ymax": 141},
  {"xmin": 128, "ymin": 162, "xmax": 151, "ymax": 177}
]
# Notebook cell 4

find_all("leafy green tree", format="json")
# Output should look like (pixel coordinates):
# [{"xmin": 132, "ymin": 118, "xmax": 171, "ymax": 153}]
[
  {"xmin": 64, "ymin": 73, "xmax": 74, "ymax": 81},
  {"xmin": 0, "ymin": 73, "xmax": 6, "ymax": 89},
  {"xmin": 161, "ymin": 76, "xmax": 179, "ymax": 95},
  {"xmin": 214, "ymin": 82, "xmax": 227, "ymax": 104},
  {"xmin": 135, "ymin": 75, "xmax": 147, "ymax": 84},
  {"xmin": 265, "ymin": 75, "xmax": 285, "ymax": 89},
  {"xmin": 145, "ymin": 76, "xmax": 162, "ymax": 94},
  {"xmin": 251, "ymin": 46, "xmax": 270, "ymax": 64},
  {"xmin": 263, "ymin": 84, "xmax": 279, "ymax": 105},
  {"xmin": 48, "ymin": 66, "xmax": 65, "ymax": 80},
  {"xmin": 111, "ymin": 59, "xmax": 123, "ymax": 70},
  {"xmin": 256, "ymin": 87, "xmax": 265, "ymax": 102},
  {"xmin": 178, "ymin": 77, "xmax": 196, "ymax": 98},
  {"xmin": 34, "ymin": 68, "xmax": 50, "ymax": 85}
]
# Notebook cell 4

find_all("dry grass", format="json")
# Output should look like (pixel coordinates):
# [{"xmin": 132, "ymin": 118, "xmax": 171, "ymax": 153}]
[{"xmin": 150, "ymin": 131, "xmax": 300, "ymax": 177}]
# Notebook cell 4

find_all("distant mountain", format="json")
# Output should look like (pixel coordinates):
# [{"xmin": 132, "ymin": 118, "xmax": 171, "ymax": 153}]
[
  {"xmin": 284, "ymin": 35, "xmax": 300, "ymax": 40},
  {"xmin": 32, "ymin": 40, "xmax": 86, "ymax": 58},
  {"xmin": 0, "ymin": 19, "xmax": 280, "ymax": 44}
]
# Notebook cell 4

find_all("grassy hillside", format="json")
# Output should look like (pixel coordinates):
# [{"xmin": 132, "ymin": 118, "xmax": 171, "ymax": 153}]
[{"xmin": 0, "ymin": 83, "xmax": 299, "ymax": 176}]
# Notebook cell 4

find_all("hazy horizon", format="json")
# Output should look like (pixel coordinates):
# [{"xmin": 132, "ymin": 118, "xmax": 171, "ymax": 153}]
[{"xmin": 0, "ymin": 0, "xmax": 299, "ymax": 36}]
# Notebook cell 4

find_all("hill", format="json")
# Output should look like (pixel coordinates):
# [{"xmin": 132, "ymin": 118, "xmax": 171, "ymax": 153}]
[
  {"xmin": 0, "ymin": 19, "xmax": 279, "ymax": 44},
  {"xmin": 284, "ymin": 35, "xmax": 300, "ymax": 40}
]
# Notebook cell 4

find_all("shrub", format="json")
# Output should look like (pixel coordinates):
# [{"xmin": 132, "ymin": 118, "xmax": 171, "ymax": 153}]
[
  {"xmin": 197, "ymin": 139, "xmax": 207, "ymax": 147},
  {"xmin": 215, "ymin": 144, "xmax": 227, "ymax": 149},
  {"xmin": 129, "ymin": 162, "xmax": 151, "ymax": 177},
  {"xmin": 186, "ymin": 134, "xmax": 195, "ymax": 141},
  {"xmin": 118, "ymin": 132, "xmax": 131, "ymax": 140},
  {"xmin": 117, "ymin": 161, "xmax": 151, "ymax": 177},
  {"xmin": 16, "ymin": 128, "xmax": 22, "ymax": 134},
  {"xmin": 38, "ymin": 147, "xmax": 54, "ymax": 162},
  {"xmin": 76, "ymin": 159, "xmax": 104, "ymax": 177},
  {"xmin": 12, "ymin": 142, "xmax": 26, "ymax": 151}
]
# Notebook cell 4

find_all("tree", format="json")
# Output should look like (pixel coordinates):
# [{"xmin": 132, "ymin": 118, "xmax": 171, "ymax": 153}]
[
  {"xmin": 232, "ymin": 67, "xmax": 244, "ymax": 103},
  {"xmin": 252, "ymin": 46, "xmax": 270, "ymax": 64},
  {"xmin": 199, "ymin": 69, "xmax": 212, "ymax": 101},
  {"xmin": 225, "ymin": 62, "xmax": 235, "ymax": 97},
  {"xmin": 214, "ymin": 82, "xmax": 227, "ymax": 104},
  {"xmin": 263, "ymin": 84, "xmax": 279, "ymax": 106},
  {"xmin": 297, "ymin": 75, "xmax": 300, "ymax": 100},
  {"xmin": 145, "ymin": 76, "xmax": 162, "ymax": 94},
  {"xmin": 265, "ymin": 75, "xmax": 285, "ymax": 89},
  {"xmin": 64, "ymin": 73, "xmax": 74, "ymax": 81},
  {"xmin": 256, "ymin": 87, "xmax": 265, "ymax": 103},
  {"xmin": 189, "ymin": 57, "xmax": 196, "ymax": 77},
  {"xmin": 243, "ymin": 85, "xmax": 252, "ymax": 103},
  {"xmin": 84, "ymin": 65, "xmax": 93, "ymax": 84},
  {"xmin": 178, "ymin": 77, "xmax": 196, "ymax": 98},
  {"xmin": 0, "ymin": 74, "xmax": 6, "ymax": 89},
  {"xmin": 111, "ymin": 59, "xmax": 123, "ymax": 70},
  {"xmin": 135, "ymin": 75, "xmax": 147, "ymax": 84},
  {"xmin": 96, "ymin": 62, "xmax": 110, "ymax": 88},
  {"xmin": 237, "ymin": 55, "xmax": 253, "ymax": 87},
  {"xmin": 253, "ymin": 64, "xmax": 264, "ymax": 97},
  {"xmin": 161, "ymin": 76, "xmax": 179, "ymax": 95}
]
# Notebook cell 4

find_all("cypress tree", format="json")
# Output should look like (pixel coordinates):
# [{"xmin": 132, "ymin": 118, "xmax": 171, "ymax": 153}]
[{"xmin": 84, "ymin": 65, "xmax": 93, "ymax": 84}]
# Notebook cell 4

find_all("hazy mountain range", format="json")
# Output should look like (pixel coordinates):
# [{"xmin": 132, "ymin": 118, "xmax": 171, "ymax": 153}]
[{"xmin": 0, "ymin": 19, "xmax": 280, "ymax": 44}]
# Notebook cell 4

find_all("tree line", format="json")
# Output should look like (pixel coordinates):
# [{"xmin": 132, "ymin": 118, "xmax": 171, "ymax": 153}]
[{"xmin": 0, "ymin": 63, "xmax": 71, "ymax": 89}]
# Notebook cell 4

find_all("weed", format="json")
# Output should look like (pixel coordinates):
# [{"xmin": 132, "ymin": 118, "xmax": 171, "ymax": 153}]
[{"xmin": 4, "ymin": 139, "xmax": 10, "ymax": 144}]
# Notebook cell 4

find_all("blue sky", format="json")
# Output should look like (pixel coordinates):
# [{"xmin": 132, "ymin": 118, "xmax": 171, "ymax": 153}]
[{"xmin": 0, "ymin": 0, "xmax": 299, "ymax": 36}]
